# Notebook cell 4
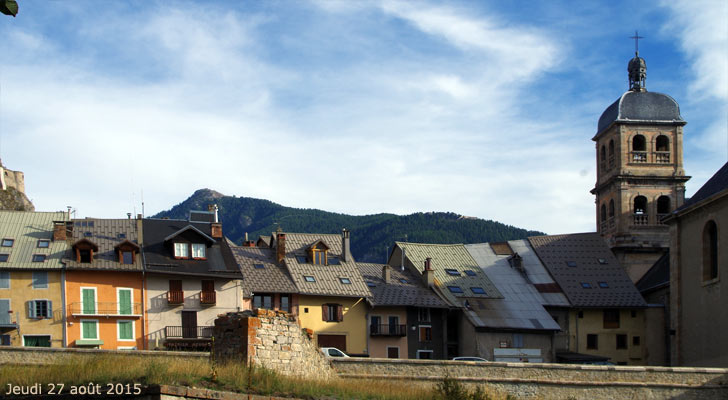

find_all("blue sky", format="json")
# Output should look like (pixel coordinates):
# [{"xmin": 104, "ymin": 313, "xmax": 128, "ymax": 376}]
[{"xmin": 0, "ymin": 0, "xmax": 726, "ymax": 235}]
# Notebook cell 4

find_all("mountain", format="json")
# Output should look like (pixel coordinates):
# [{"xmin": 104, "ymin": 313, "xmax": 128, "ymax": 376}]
[{"xmin": 153, "ymin": 189, "xmax": 545, "ymax": 263}]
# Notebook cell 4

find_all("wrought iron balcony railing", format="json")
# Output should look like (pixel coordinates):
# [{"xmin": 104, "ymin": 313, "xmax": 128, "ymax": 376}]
[
  {"xmin": 164, "ymin": 325, "xmax": 213, "ymax": 339},
  {"xmin": 69, "ymin": 302, "xmax": 142, "ymax": 316},
  {"xmin": 370, "ymin": 324, "xmax": 407, "ymax": 337}
]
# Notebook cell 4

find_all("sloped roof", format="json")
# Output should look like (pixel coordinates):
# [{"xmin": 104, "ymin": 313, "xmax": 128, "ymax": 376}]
[
  {"xmin": 282, "ymin": 233, "xmax": 370, "ymax": 298},
  {"xmin": 357, "ymin": 262, "xmax": 449, "ymax": 308},
  {"xmin": 163, "ymin": 225, "xmax": 215, "ymax": 243},
  {"xmin": 465, "ymin": 243, "xmax": 560, "ymax": 331},
  {"xmin": 597, "ymin": 90, "xmax": 684, "ymax": 136},
  {"xmin": 507, "ymin": 239, "xmax": 570, "ymax": 307},
  {"xmin": 0, "ymin": 211, "xmax": 68, "ymax": 270},
  {"xmin": 636, "ymin": 251, "xmax": 670, "ymax": 294},
  {"xmin": 674, "ymin": 161, "xmax": 728, "ymax": 214},
  {"xmin": 528, "ymin": 233, "xmax": 647, "ymax": 308},
  {"xmin": 228, "ymin": 240, "xmax": 297, "ymax": 295},
  {"xmin": 394, "ymin": 242, "xmax": 502, "ymax": 304},
  {"xmin": 64, "ymin": 218, "xmax": 143, "ymax": 271}
]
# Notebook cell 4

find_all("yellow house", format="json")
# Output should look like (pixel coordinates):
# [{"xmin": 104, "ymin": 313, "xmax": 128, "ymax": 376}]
[{"xmin": 0, "ymin": 211, "xmax": 69, "ymax": 347}]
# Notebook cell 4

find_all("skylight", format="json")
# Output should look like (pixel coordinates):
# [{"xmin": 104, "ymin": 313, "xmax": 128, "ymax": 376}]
[
  {"xmin": 447, "ymin": 286, "xmax": 463, "ymax": 293},
  {"xmin": 566, "ymin": 261, "xmax": 577, "ymax": 268},
  {"xmin": 598, "ymin": 282, "xmax": 609, "ymax": 288},
  {"xmin": 254, "ymin": 264, "xmax": 265, "ymax": 269},
  {"xmin": 1, "ymin": 239, "xmax": 13, "ymax": 247},
  {"xmin": 445, "ymin": 269, "xmax": 460, "ymax": 276},
  {"xmin": 399, "ymin": 278, "xmax": 408, "ymax": 284},
  {"xmin": 464, "ymin": 270, "xmax": 477, "ymax": 276},
  {"xmin": 0, "ymin": 254, "xmax": 8, "ymax": 262},
  {"xmin": 37, "ymin": 240, "xmax": 50, "ymax": 248},
  {"xmin": 118, "ymin": 233, "xmax": 127, "ymax": 239},
  {"xmin": 328, "ymin": 257, "xmax": 341, "ymax": 265},
  {"xmin": 366, "ymin": 282, "xmax": 376, "ymax": 288},
  {"xmin": 304, "ymin": 275, "xmax": 316, "ymax": 282},
  {"xmin": 32, "ymin": 254, "xmax": 47, "ymax": 263},
  {"xmin": 581, "ymin": 282, "xmax": 592, "ymax": 289},
  {"xmin": 339, "ymin": 277, "xmax": 351, "ymax": 284},
  {"xmin": 296, "ymin": 255, "xmax": 307, "ymax": 263},
  {"xmin": 84, "ymin": 232, "xmax": 92, "ymax": 237},
  {"xmin": 470, "ymin": 287, "xmax": 486, "ymax": 295},
  {"xmin": 597, "ymin": 258, "xmax": 608, "ymax": 264}
]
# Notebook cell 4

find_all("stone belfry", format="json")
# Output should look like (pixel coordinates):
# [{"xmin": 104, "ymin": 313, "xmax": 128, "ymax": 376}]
[{"xmin": 591, "ymin": 45, "xmax": 690, "ymax": 283}]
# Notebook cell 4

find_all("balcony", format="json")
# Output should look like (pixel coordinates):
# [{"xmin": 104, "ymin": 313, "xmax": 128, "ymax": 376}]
[
  {"xmin": 200, "ymin": 290, "xmax": 216, "ymax": 305},
  {"xmin": 370, "ymin": 324, "xmax": 407, "ymax": 337},
  {"xmin": 633, "ymin": 214, "xmax": 649, "ymax": 225},
  {"xmin": 69, "ymin": 302, "xmax": 142, "ymax": 317},
  {"xmin": 164, "ymin": 325, "xmax": 213, "ymax": 339},
  {"xmin": 631, "ymin": 151, "xmax": 647, "ymax": 163},
  {"xmin": 655, "ymin": 151, "xmax": 670, "ymax": 163},
  {"xmin": 167, "ymin": 290, "xmax": 184, "ymax": 305}
]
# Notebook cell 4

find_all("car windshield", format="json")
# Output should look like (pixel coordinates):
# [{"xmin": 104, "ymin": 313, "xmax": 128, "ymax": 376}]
[{"xmin": 328, "ymin": 349, "xmax": 344, "ymax": 357}]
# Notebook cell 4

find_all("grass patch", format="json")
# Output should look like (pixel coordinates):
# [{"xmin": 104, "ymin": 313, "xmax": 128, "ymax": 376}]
[{"xmin": 0, "ymin": 354, "xmax": 513, "ymax": 399}]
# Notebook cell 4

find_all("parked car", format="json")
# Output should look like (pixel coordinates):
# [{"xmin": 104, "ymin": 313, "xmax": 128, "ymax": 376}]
[
  {"xmin": 452, "ymin": 356, "xmax": 488, "ymax": 362},
  {"xmin": 320, "ymin": 347, "xmax": 349, "ymax": 358}
]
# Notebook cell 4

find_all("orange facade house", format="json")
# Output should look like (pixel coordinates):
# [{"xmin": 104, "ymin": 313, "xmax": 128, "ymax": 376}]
[{"xmin": 62, "ymin": 218, "xmax": 145, "ymax": 349}]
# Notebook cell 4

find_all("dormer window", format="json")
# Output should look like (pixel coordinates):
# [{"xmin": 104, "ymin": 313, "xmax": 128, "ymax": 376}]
[
  {"xmin": 174, "ymin": 243, "xmax": 189, "ymax": 259},
  {"xmin": 72, "ymin": 239, "xmax": 98, "ymax": 264},
  {"xmin": 191, "ymin": 243, "xmax": 206, "ymax": 259},
  {"xmin": 307, "ymin": 240, "xmax": 330, "ymax": 265},
  {"xmin": 114, "ymin": 240, "xmax": 140, "ymax": 265}
]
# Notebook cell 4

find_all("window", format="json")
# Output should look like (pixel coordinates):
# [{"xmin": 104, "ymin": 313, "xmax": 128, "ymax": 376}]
[
  {"xmin": 419, "ymin": 325, "xmax": 432, "ymax": 342},
  {"xmin": 600, "ymin": 204, "xmax": 607, "ymax": 223},
  {"xmin": 253, "ymin": 264, "xmax": 265, "ymax": 269},
  {"xmin": 634, "ymin": 196, "xmax": 647, "ymax": 214},
  {"xmin": 0, "ymin": 271, "xmax": 8, "ymax": 289},
  {"xmin": 608, "ymin": 200, "xmax": 615, "ymax": 218},
  {"xmin": 616, "ymin": 334, "xmax": 628, "ymax": 349},
  {"xmin": 387, "ymin": 346, "xmax": 399, "ymax": 359},
  {"xmin": 253, "ymin": 294, "xmax": 272, "ymax": 310},
  {"xmin": 418, "ymin": 308, "xmax": 431, "ymax": 322},
  {"xmin": 32, "ymin": 271, "xmax": 48, "ymax": 288},
  {"xmin": 121, "ymin": 251, "xmax": 133, "ymax": 265},
  {"xmin": 23, "ymin": 335, "xmax": 51, "ymax": 347},
  {"xmin": 1, "ymin": 239, "xmax": 13, "ymax": 247},
  {"xmin": 339, "ymin": 277, "xmax": 351, "ymax": 284},
  {"xmin": 587, "ymin": 334, "xmax": 598, "ymax": 349},
  {"xmin": 445, "ymin": 269, "xmax": 460, "ymax": 276},
  {"xmin": 388, "ymin": 316, "xmax": 399, "ymax": 334},
  {"xmin": 512, "ymin": 333, "xmax": 524, "ymax": 348},
  {"xmin": 630, "ymin": 310, "xmax": 637, "ymax": 318},
  {"xmin": 328, "ymin": 256, "xmax": 340, "ymax": 265},
  {"xmin": 173, "ymin": 242, "xmax": 189, "ymax": 258},
  {"xmin": 603, "ymin": 309, "xmax": 620, "ymax": 329},
  {"xmin": 117, "ymin": 321, "xmax": 134, "ymax": 341},
  {"xmin": 447, "ymin": 286, "xmax": 463, "ymax": 294},
  {"xmin": 311, "ymin": 250, "xmax": 326, "ymax": 265},
  {"xmin": 597, "ymin": 258, "xmax": 608, "ymax": 265},
  {"xmin": 37, "ymin": 240, "xmax": 50, "ymax": 248},
  {"xmin": 470, "ymin": 287, "xmax": 486, "ymax": 295},
  {"xmin": 577, "ymin": 311, "xmax": 584, "ymax": 318},
  {"xmin": 464, "ymin": 270, "xmax": 477, "ymax": 276},
  {"xmin": 633, "ymin": 336, "xmax": 641, "ymax": 346},
  {"xmin": 280, "ymin": 295, "xmax": 290, "ymax": 312},
  {"xmin": 416, "ymin": 350, "xmax": 433, "ymax": 359},
  {"xmin": 79, "ymin": 249, "xmax": 92, "ymax": 263},
  {"xmin": 296, "ymin": 255, "xmax": 307, "ymax": 263},
  {"xmin": 633, "ymin": 134, "xmax": 646, "ymax": 151},
  {"xmin": 322, "ymin": 304, "xmax": 343, "ymax": 322},
  {"xmin": 703, "ymin": 220, "xmax": 718, "ymax": 281},
  {"xmin": 191, "ymin": 243, "xmax": 206, "ymax": 259},
  {"xmin": 655, "ymin": 135, "xmax": 669, "ymax": 151},
  {"xmin": 80, "ymin": 320, "xmax": 98, "ymax": 340},
  {"xmin": 118, "ymin": 233, "xmax": 127, "ymax": 239},
  {"xmin": 600, "ymin": 145, "xmax": 606, "ymax": 170},
  {"xmin": 32, "ymin": 254, "xmax": 46, "ymax": 263},
  {"xmin": 657, "ymin": 196, "xmax": 671, "ymax": 215},
  {"xmin": 304, "ymin": 275, "xmax": 316, "ymax": 282},
  {"xmin": 28, "ymin": 300, "xmax": 51, "ymax": 318},
  {"xmin": 370, "ymin": 315, "xmax": 381, "ymax": 334},
  {"xmin": 566, "ymin": 261, "xmax": 577, "ymax": 268},
  {"xmin": 608, "ymin": 140, "xmax": 615, "ymax": 168},
  {"xmin": 0, "ymin": 335, "xmax": 10, "ymax": 346},
  {"xmin": 581, "ymin": 282, "xmax": 592, "ymax": 289},
  {"xmin": 81, "ymin": 288, "xmax": 96, "ymax": 314},
  {"xmin": 399, "ymin": 278, "xmax": 408, "ymax": 284},
  {"xmin": 598, "ymin": 282, "xmax": 609, "ymax": 288},
  {"xmin": 0, "ymin": 254, "xmax": 7, "ymax": 262},
  {"xmin": 366, "ymin": 282, "xmax": 376, "ymax": 288},
  {"xmin": 117, "ymin": 288, "xmax": 132, "ymax": 315}
]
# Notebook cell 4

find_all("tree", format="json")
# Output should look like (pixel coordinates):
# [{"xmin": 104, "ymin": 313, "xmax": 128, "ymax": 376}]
[{"xmin": 1, "ymin": 0, "xmax": 18, "ymax": 17}]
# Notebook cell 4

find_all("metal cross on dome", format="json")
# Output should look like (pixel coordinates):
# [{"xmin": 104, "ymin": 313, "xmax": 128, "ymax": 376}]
[{"xmin": 630, "ymin": 30, "xmax": 644, "ymax": 55}]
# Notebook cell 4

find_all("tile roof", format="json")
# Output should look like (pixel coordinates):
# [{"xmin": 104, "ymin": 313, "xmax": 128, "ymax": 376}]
[
  {"xmin": 528, "ymin": 233, "xmax": 647, "ymax": 308},
  {"xmin": 357, "ymin": 262, "xmax": 449, "ymax": 308},
  {"xmin": 64, "ymin": 218, "xmax": 143, "ymax": 271},
  {"xmin": 636, "ymin": 251, "xmax": 669, "ymax": 294},
  {"xmin": 142, "ymin": 218, "xmax": 240, "ymax": 278},
  {"xmin": 0, "ymin": 211, "xmax": 68, "ymax": 270},
  {"xmin": 228, "ymin": 240, "xmax": 297, "ymax": 295},
  {"xmin": 674, "ymin": 161, "xmax": 728, "ymax": 214},
  {"xmin": 394, "ymin": 242, "xmax": 503, "ymax": 305},
  {"xmin": 507, "ymin": 239, "xmax": 570, "ymax": 307},
  {"xmin": 465, "ymin": 243, "xmax": 560, "ymax": 331},
  {"xmin": 282, "ymin": 232, "xmax": 370, "ymax": 298}
]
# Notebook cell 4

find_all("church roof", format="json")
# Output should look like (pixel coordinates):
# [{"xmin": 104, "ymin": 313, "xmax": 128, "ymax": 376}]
[
  {"xmin": 596, "ymin": 90, "xmax": 685, "ymax": 136},
  {"xmin": 675, "ymin": 161, "xmax": 728, "ymax": 213}
]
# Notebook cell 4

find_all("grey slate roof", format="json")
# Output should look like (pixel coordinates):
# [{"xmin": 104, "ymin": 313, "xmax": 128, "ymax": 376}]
[
  {"xmin": 282, "ymin": 233, "xmax": 370, "ymax": 298},
  {"xmin": 465, "ymin": 243, "xmax": 560, "ymax": 331},
  {"xmin": 674, "ymin": 161, "xmax": 728, "ymax": 214},
  {"xmin": 597, "ymin": 90, "xmax": 684, "ymax": 135},
  {"xmin": 228, "ymin": 240, "xmax": 297, "ymax": 295},
  {"xmin": 64, "ymin": 218, "xmax": 143, "ymax": 271},
  {"xmin": 528, "ymin": 233, "xmax": 647, "ymax": 308},
  {"xmin": 508, "ymin": 240, "xmax": 570, "ymax": 307},
  {"xmin": 142, "ymin": 218, "xmax": 240, "ymax": 278},
  {"xmin": 357, "ymin": 262, "xmax": 449, "ymax": 308},
  {"xmin": 0, "ymin": 211, "xmax": 68, "ymax": 270}
]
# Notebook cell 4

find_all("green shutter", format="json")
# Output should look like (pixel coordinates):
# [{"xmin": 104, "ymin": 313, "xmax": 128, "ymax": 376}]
[
  {"xmin": 118, "ymin": 290, "xmax": 131, "ymax": 315},
  {"xmin": 82, "ymin": 289, "xmax": 95, "ymax": 314},
  {"xmin": 82, "ymin": 321, "xmax": 97, "ymax": 339},
  {"xmin": 119, "ymin": 321, "xmax": 133, "ymax": 340}
]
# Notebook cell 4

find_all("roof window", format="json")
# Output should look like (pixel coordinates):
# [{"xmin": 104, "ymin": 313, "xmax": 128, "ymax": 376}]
[
  {"xmin": 328, "ymin": 256, "xmax": 341, "ymax": 265},
  {"xmin": 118, "ymin": 233, "xmax": 127, "ymax": 239},
  {"xmin": 566, "ymin": 261, "xmax": 577, "ymax": 268},
  {"xmin": 399, "ymin": 278, "xmax": 408, "ymax": 284},
  {"xmin": 37, "ymin": 240, "xmax": 50, "ymax": 248},
  {"xmin": 339, "ymin": 277, "xmax": 351, "ymax": 284},
  {"xmin": 597, "ymin": 258, "xmax": 608, "ymax": 265},
  {"xmin": 304, "ymin": 275, "xmax": 316, "ymax": 282},
  {"xmin": 581, "ymin": 282, "xmax": 592, "ymax": 289},
  {"xmin": 470, "ymin": 287, "xmax": 486, "ymax": 295},
  {"xmin": 0, "ymin": 254, "xmax": 8, "ymax": 262},
  {"xmin": 464, "ymin": 270, "xmax": 477, "ymax": 276},
  {"xmin": 84, "ymin": 232, "xmax": 92, "ymax": 237},
  {"xmin": 366, "ymin": 282, "xmax": 376, "ymax": 288},
  {"xmin": 32, "ymin": 254, "xmax": 47, "ymax": 263},
  {"xmin": 1, "ymin": 239, "xmax": 13, "ymax": 247},
  {"xmin": 598, "ymin": 282, "xmax": 609, "ymax": 288},
  {"xmin": 447, "ymin": 286, "xmax": 463, "ymax": 294},
  {"xmin": 445, "ymin": 269, "xmax": 460, "ymax": 276},
  {"xmin": 296, "ymin": 255, "xmax": 307, "ymax": 263},
  {"xmin": 253, "ymin": 264, "xmax": 265, "ymax": 269}
]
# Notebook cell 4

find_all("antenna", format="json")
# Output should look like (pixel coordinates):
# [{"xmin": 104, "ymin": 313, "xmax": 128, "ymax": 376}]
[{"xmin": 141, "ymin": 189, "xmax": 145, "ymax": 218}]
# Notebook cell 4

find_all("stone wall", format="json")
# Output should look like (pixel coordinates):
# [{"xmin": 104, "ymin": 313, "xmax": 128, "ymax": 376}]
[
  {"xmin": 213, "ymin": 309, "xmax": 336, "ymax": 381},
  {"xmin": 0, "ymin": 164, "xmax": 34, "ymax": 211},
  {"xmin": 0, "ymin": 346, "xmax": 208, "ymax": 365},
  {"xmin": 332, "ymin": 358, "xmax": 728, "ymax": 400}
]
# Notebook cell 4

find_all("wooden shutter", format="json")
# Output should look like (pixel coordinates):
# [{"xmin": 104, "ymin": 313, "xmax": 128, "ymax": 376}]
[
  {"xmin": 119, "ymin": 321, "xmax": 133, "ymax": 340},
  {"xmin": 82, "ymin": 289, "xmax": 95, "ymax": 314},
  {"xmin": 336, "ymin": 305, "xmax": 343, "ymax": 322},
  {"xmin": 46, "ymin": 301, "xmax": 52, "ymax": 318},
  {"xmin": 202, "ymin": 280, "xmax": 214, "ymax": 292},
  {"xmin": 169, "ymin": 280, "xmax": 182, "ymax": 291},
  {"xmin": 28, "ymin": 300, "xmax": 36, "ymax": 318},
  {"xmin": 322, "ymin": 305, "xmax": 328, "ymax": 321},
  {"xmin": 82, "ymin": 321, "xmax": 97, "ymax": 339},
  {"xmin": 119, "ymin": 290, "xmax": 132, "ymax": 315}
]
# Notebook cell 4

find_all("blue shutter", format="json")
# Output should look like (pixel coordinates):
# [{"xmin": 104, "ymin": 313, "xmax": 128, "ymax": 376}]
[
  {"xmin": 47, "ymin": 301, "xmax": 52, "ymax": 318},
  {"xmin": 0, "ymin": 272, "xmax": 9, "ymax": 289},
  {"xmin": 0, "ymin": 300, "xmax": 10, "ymax": 324},
  {"xmin": 28, "ymin": 300, "xmax": 36, "ymax": 319}
]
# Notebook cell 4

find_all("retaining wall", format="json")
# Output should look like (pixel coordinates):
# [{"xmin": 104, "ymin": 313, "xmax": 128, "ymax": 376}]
[{"xmin": 0, "ymin": 346, "xmax": 207, "ymax": 365}]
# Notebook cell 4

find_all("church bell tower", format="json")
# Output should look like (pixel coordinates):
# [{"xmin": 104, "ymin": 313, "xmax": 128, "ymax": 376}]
[{"xmin": 591, "ymin": 49, "xmax": 690, "ymax": 282}]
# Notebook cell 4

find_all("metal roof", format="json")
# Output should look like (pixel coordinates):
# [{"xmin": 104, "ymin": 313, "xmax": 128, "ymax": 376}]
[
  {"xmin": 597, "ymin": 90, "xmax": 684, "ymax": 135},
  {"xmin": 0, "ymin": 211, "xmax": 68, "ymax": 270},
  {"xmin": 357, "ymin": 262, "xmax": 449, "ymax": 308},
  {"xmin": 228, "ymin": 239, "xmax": 297, "ymax": 295},
  {"xmin": 673, "ymin": 161, "xmax": 728, "ymax": 214},
  {"xmin": 507, "ymin": 239, "xmax": 570, "ymax": 307},
  {"xmin": 282, "ymin": 233, "xmax": 370, "ymax": 298},
  {"xmin": 64, "ymin": 218, "xmax": 143, "ymax": 271},
  {"xmin": 528, "ymin": 233, "xmax": 647, "ymax": 308},
  {"xmin": 465, "ymin": 243, "xmax": 560, "ymax": 331}
]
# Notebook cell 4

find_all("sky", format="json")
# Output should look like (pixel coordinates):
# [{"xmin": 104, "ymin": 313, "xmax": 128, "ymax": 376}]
[{"xmin": 0, "ymin": 0, "xmax": 726, "ymax": 235}]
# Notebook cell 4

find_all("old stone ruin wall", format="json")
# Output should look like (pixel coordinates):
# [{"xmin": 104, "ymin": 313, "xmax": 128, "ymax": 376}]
[
  {"xmin": 213, "ymin": 309, "xmax": 336, "ymax": 381},
  {"xmin": 0, "ymin": 162, "xmax": 34, "ymax": 211}
]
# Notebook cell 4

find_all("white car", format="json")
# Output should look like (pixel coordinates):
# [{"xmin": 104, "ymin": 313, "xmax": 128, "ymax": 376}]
[{"xmin": 320, "ymin": 347, "xmax": 349, "ymax": 358}]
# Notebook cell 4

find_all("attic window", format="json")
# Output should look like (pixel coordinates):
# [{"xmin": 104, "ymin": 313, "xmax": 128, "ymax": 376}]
[
  {"xmin": 174, "ymin": 243, "xmax": 189, "ymax": 259},
  {"xmin": 581, "ymin": 282, "xmax": 592, "ymax": 289},
  {"xmin": 366, "ymin": 282, "xmax": 376, "ymax": 288},
  {"xmin": 445, "ymin": 269, "xmax": 460, "ymax": 276},
  {"xmin": 464, "ymin": 270, "xmax": 477, "ymax": 276},
  {"xmin": 191, "ymin": 243, "xmax": 206, "ymax": 259},
  {"xmin": 598, "ymin": 282, "xmax": 609, "ymax": 288},
  {"xmin": 121, "ymin": 251, "xmax": 133, "ymax": 265},
  {"xmin": 0, "ymin": 254, "xmax": 8, "ymax": 262},
  {"xmin": 1, "ymin": 239, "xmax": 13, "ymax": 247},
  {"xmin": 79, "ymin": 250, "xmax": 92, "ymax": 263},
  {"xmin": 37, "ymin": 240, "xmax": 50, "ymax": 248},
  {"xmin": 339, "ymin": 277, "xmax": 351, "ymax": 284},
  {"xmin": 597, "ymin": 258, "xmax": 608, "ymax": 264},
  {"xmin": 447, "ymin": 286, "xmax": 463, "ymax": 294},
  {"xmin": 118, "ymin": 233, "xmax": 127, "ymax": 239},
  {"xmin": 399, "ymin": 278, "xmax": 408, "ymax": 284},
  {"xmin": 32, "ymin": 254, "xmax": 47, "ymax": 263},
  {"xmin": 253, "ymin": 264, "xmax": 265, "ymax": 269},
  {"xmin": 328, "ymin": 256, "xmax": 341, "ymax": 265},
  {"xmin": 296, "ymin": 255, "xmax": 307, "ymax": 263},
  {"xmin": 304, "ymin": 275, "xmax": 316, "ymax": 282},
  {"xmin": 566, "ymin": 261, "xmax": 577, "ymax": 268},
  {"xmin": 470, "ymin": 287, "xmax": 486, "ymax": 295},
  {"xmin": 84, "ymin": 232, "xmax": 92, "ymax": 237}
]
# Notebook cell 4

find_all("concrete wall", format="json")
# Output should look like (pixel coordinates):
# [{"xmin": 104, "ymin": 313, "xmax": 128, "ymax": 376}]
[
  {"xmin": 296, "ymin": 295, "xmax": 368, "ymax": 355},
  {"xmin": 459, "ymin": 315, "xmax": 554, "ymax": 363},
  {"xmin": 332, "ymin": 357, "xmax": 728, "ymax": 400},
  {"xmin": 0, "ymin": 271, "xmax": 64, "ymax": 347}
]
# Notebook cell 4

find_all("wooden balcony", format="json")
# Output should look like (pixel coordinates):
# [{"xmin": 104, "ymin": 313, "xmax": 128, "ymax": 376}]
[
  {"xmin": 200, "ymin": 290, "xmax": 216, "ymax": 305},
  {"xmin": 167, "ymin": 290, "xmax": 184, "ymax": 305},
  {"xmin": 370, "ymin": 324, "xmax": 407, "ymax": 337}
]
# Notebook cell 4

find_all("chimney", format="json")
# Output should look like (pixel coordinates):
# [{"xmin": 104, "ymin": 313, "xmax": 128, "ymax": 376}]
[
  {"xmin": 53, "ymin": 221, "xmax": 66, "ymax": 241},
  {"xmin": 276, "ymin": 233, "xmax": 286, "ymax": 264},
  {"xmin": 242, "ymin": 232, "xmax": 255, "ymax": 247},
  {"xmin": 342, "ymin": 228, "xmax": 351, "ymax": 262},
  {"xmin": 422, "ymin": 257, "xmax": 434, "ymax": 287},
  {"xmin": 211, "ymin": 222, "xmax": 223, "ymax": 239},
  {"xmin": 382, "ymin": 265, "xmax": 391, "ymax": 283},
  {"xmin": 208, "ymin": 204, "xmax": 219, "ymax": 223}
]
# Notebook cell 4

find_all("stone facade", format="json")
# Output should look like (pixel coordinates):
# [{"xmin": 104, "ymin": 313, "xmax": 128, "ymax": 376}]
[{"xmin": 213, "ymin": 309, "xmax": 336, "ymax": 381}]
